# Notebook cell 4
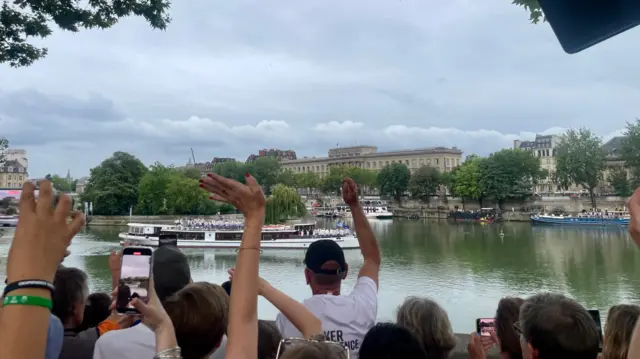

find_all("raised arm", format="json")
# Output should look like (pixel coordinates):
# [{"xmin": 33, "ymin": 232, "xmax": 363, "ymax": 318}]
[
  {"xmin": 201, "ymin": 173, "xmax": 265, "ymax": 359},
  {"xmin": 343, "ymin": 178, "xmax": 381, "ymax": 287}
]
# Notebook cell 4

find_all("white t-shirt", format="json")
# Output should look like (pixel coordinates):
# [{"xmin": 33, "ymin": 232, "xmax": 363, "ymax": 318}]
[
  {"xmin": 93, "ymin": 323, "xmax": 227, "ymax": 359},
  {"xmin": 275, "ymin": 276, "xmax": 378, "ymax": 359}
]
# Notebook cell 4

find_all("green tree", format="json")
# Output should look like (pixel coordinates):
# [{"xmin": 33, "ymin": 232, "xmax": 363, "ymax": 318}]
[
  {"xmin": 212, "ymin": 161, "xmax": 247, "ymax": 183},
  {"xmin": 408, "ymin": 166, "xmax": 441, "ymax": 201},
  {"xmin": 49, "ymin": 174, "xmax": 73, "ymax": 192},
  {"xmin": 264, "ymin": 184, "xmax": 307, "ymax": 224},
  {"xmin": 621, "ymin": 119, "xmax": 640, "ymax": 187},
  {"xmin": 277, "ymin": 169, "xmax": 296, "ymax": 187},
  {"xmin": 513, "ymin": 0, "xmax": 544, "ymax": 23},
  {"xmin": 137, "ymin": 163, "xmax": 175, "ymax": 215},
  {"xmin": 0, "ymin": 0, "xmax": 171, "ymax": 67},
  {"xmin": 555, "ymin": 128, "xmax": 605, "ymax": 208},
  {"xmin": 376, "ymin": 163, "xmax": 411, "ymax": 201},
  {"xmin": 342, "ymin": 167, "xmax": 377, "ymax": 194},
  {"xmin": 452, "ymin": 158, "xmax": 485, "ymax": 208},
  {"xmin": 0, "ymin": 137, "xmax": 7, "ymax": 165},
  {"xmin": 608, "ymin": 167, "xmax": 631, "ymax": 197},
  {"xmin": 165, "ymin": 175, "xmax": 218, "ymax": 215},
  {"xmin": 81, "ymin": 151, "xmax": 147, "ymax": 215},
  {"xmin": 252, "ymin": 157, "xmax": 281, "ymax": 194},
  {"xmin": 479, "ymin": 149, "xmax": 542, "ymax": 208},
  {"xmin": 181, "ymin": 167, "xmax": 203, "ymax": 180},
  {"xmin": 295, "ymin": 172, "xmax": 321, "ymax": 195},
  {"xmin": 320, "ymin": 168, "xmax": 344, "ymax": 196}
]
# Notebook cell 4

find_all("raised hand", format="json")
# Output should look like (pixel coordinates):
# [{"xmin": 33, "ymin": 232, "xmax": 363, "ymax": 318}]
[
  {"xmin": 228, "ymin": 267, "xmax": 268, "ymax": 295},
  {"xmin": 200, "ymin": 173, "xmax": 266, "ymax": 221},
  {"xmin": 467, "ymin": 332, "xmax": 487, "ymax": 359},
  {"xmin": 130, "ymin": 277, "xmax": 172, "ymax": 331},
  {"xmin": 342, "ymin": 178, "xmax": 359, "ymax": 206},
  {"xmin": 7, "ymin": 181, "xmax": 85, "ymax": 283}
]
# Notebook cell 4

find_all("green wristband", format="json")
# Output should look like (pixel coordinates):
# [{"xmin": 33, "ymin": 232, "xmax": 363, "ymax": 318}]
[{"xmin": 2, "ymin": 295, "xmax": 53, "ymax": 310}]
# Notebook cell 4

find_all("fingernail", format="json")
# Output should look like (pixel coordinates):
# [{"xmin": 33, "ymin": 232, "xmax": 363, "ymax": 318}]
[
  {"xmin": 207, "ymin": 173, "xmax": 213, "ymax": 177},
  {"xmin": 199, "ymin": 183, "xmax": 204, "ymax": 188},
  {"xmin": 199, "ymin": 178, "xmax": 204, "ymax": 183},
  {"xmin": 245, "ymin": 172, "xmax": 250, "ymax": 177},
  {"xmin": 209, "ymin": 196, "xmax": 214, "ymax": 199}
]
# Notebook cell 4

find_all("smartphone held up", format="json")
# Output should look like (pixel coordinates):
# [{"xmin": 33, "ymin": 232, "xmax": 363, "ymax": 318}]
[
  {"xmin": 476, "ymin": 318, "xmax": 496, "ymax": 337},
  {"xmin": 116, "ymin": 246, "xmax": 153, "ymax": 314}
]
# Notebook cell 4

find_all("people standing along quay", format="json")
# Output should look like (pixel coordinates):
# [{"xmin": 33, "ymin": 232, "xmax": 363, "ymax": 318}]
[{"xmin": 4, "ymin": 178, "xmax": 640, "ymax": 359}]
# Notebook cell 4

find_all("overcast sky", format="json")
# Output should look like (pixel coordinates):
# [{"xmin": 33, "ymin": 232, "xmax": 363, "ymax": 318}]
[{"xmin": 1, "ymin": 0, "xmax": 639, "ymax": 178}]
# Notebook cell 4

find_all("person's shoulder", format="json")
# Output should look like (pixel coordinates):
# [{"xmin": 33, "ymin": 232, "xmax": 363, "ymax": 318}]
[{"xmin": 97, "ymin": 324, "xmax": 151, "ymax": 344}]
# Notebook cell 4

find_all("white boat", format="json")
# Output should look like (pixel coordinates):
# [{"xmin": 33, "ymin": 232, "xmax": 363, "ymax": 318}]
[
  {"xmin": 363, "ymin": 206, "xmax": 393, "ymax": 220},
  {"xmin": 0, "ymin": 216, "xmax": 18, "ymax": 227},
  {"xmin": 118, "ymin": 222, "xmax": 360, "ymax": 249}
]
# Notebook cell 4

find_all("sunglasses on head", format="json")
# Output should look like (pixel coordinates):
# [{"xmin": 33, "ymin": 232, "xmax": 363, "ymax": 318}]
[{"xmin": 275, "ymin": 337, "xmax": 349, "ymax": 359}]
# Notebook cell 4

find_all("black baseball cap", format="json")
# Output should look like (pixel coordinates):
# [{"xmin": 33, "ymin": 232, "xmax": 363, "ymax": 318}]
[
  {"xmin": 153, "ymin": 245, "xmax": 191, "ymax": 302},
  {"xmin": 304, "ymin": 240, "xmax": 347, "ymax": 276}
]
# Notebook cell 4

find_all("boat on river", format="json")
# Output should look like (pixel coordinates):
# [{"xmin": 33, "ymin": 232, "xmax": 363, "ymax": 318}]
[
  {"xmin": 530, "ymin": 212, "xmax": 629, "ymax": 226},
  {"xmin": 0, "ymin": 215, "xmax": 18, "ymax": 227},
  {"xmin": 335, "ymin": 205, "xmax": 393, "ymax": 220},
  {"xmin": 118, "ymin": 221, "xmax": 360, "ymax": 249}
]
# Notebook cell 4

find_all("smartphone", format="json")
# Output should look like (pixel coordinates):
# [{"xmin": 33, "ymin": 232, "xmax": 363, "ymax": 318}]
[
  {"xmin": 588, "ymin": 310, "xmax": 603, "ymax": 352},
  {"xmin": 476, "ymin": 318, "xmax": 496, "ymax": 337},
  {"xmin": 116, "ymin": 246, "xmax": 153, "ymax": 314},
  {"xmin": 158, "ymin": 233, "xmax": 178, "ymax": 248}
]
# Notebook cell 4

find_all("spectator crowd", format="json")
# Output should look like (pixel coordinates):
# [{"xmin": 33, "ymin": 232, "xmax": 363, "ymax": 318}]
[{"xmin": 2, "ymin": 175, "xmax": 640, "ymax": 359}]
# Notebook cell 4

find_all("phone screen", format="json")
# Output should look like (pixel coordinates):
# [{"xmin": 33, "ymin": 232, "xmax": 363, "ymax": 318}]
[
  {"xmin": 476, "ymin": 318, "xmax": 496, "ymax": 337},
  {"xmin": 588, "ymin": 310, "xmax": 603, "ymax": 352},
  {"xmin": 116, "ymin": 247, "xmax": 153, "ymax": 313}
]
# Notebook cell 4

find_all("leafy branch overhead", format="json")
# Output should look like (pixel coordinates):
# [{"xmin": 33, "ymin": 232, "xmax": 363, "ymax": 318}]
[
  {"xmin": 0, "ymin": 0, "xmax": 171, "ymax": 67},
  {"xmin": 512, "ymin": 0, "xmax": 544, "ymax": 23}
]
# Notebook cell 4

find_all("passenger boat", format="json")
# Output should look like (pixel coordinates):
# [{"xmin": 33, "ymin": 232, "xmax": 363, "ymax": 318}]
[
  {"xmin": 448, "ymin": 208, "xmax": 502, "ymax": 223},
  {"xmin": 0, "ymin": 215, "xmax": 18, "ymax": 227},
  {"xmin": 530, "ymin": 212, "xmax": 629, "ymax": 226},
  {"xmin": 118, "ymin": 222, "xmax": 360, "ymax": 249},
  {"xmin": 364, "ymin": 206, "xmax": 393, "ymax": 219}
]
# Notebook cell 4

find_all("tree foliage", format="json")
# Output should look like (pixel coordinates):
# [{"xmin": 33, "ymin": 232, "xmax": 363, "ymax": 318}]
[
  {"xmin": 621, "ymin": 119, "xmax": 640, "ymax": 187},
  {"xmin": 513, "ymin": 0, "xmax": 544, "ymax": 23},
  {"xmin": 555, "ymin": 128, "xmax": 605, "ymax": 208},
  {"xmin": 0, "ymin": 137, "xmax": 7, "ymax": 165},
  {"xmin": 264, "ymin": 184, "xmax": 307, "ymax": 225},
  {"xmin": 49, "ymin": 174, "xmax": 74, "ymax": 192},
  {"xmin": 81, "ymin": 152, "xmax": 148, "ymax": 215},
  {"xmin": 608, "ymin": 167, "xmax": 631, "ymax": 197},
  {"xmin": 408, "ymin": 166, "xmax": 440, "ymax": 201},
  {"xmin": 479, "ymin": 149, "xmax": 542, "ymax": 207},
  {"xmin": 376, "ymin": 163, "xmax": 410, "ymax": 200},
  {"xmin": 0, "ymin": 0, "xmax": 171, "ymax": 67},
  {"xmin": 451, "ymin": 158, "xmax": 485, "ymax": 206}
]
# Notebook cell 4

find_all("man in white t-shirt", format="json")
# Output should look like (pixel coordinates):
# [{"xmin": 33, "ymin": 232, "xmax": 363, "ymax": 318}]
[
  {"xmin": 275, "ymin": 178, "xmax": 381, "ymax": 359},
  {"xmin": 93, "ymin": 245, "xmax": 227, "ymax": 359}
]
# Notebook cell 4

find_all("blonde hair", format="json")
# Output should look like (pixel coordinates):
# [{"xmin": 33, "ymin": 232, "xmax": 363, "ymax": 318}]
[
  {"xmin": 603, "ymin": 304, "xmax": 640, "ymax": 359},
  {"xmin": 396, "ymin": 296, "xmax": 457, "ymax": 359},
  {"xmin": 164, "ymin": 282, "xmax": 229, "ymax": 359},
  {"xmin": 279, "ymin": 338, "xmax": 347, "ymax": 359}
]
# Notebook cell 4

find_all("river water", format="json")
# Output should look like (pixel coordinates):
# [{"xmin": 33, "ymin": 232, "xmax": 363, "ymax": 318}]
[{"xmin": 1, "ymin": 219, "xmax": 639, "ymax": 332}]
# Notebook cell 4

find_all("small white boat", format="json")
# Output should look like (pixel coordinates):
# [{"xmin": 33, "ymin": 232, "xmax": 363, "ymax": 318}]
[
  {"xmin": 118, "ymin": 222, "xmax": 360, "ymax": 249},
  {"xmin": 0, "ymin": 216, "xmax": 18, "ymax": 227},
  {"xmin": 363, "ymin": 206, "xmax": 393, "ymax": 220}
]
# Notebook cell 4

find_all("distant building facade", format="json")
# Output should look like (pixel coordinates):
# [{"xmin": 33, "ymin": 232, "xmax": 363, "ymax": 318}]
[
  {"xmin": 4, "ymin": 149, "xmax": 28, "ymax": 169},
  {"xmin": 0, "ymin": 160, "xmax": 28, "ymax": 189},
  {"xmin": 246, "ymin": 149, "xmax": 297, "ymax": 163},
  {"xmin": 75, "ymin": 176, "xmax": 89, "ymax": 194},
  {"xmin": 280, "ymin": 145, "xmax": 463, "ymax": 178},
  {"xmin": 513, "ymin": 135, "xmax": 562, "ymax": 194},
  {"xmin": 599, "ymin": 136, "xmax": 629, "ymax": 194}
]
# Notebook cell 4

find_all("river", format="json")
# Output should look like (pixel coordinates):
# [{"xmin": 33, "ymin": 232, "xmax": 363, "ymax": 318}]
[{"xmin": 1, "ymin": 219, "xmax": 639, "ymax": 332}]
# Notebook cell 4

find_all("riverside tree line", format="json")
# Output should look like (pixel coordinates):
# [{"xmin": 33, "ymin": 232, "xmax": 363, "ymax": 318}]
[{"xmin": 3, "ymin": 120, "xmax": 640, "ymax": 216}]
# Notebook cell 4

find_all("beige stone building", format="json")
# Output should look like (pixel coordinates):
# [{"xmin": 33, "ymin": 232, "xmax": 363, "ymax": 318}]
[
  {"xmin": 513, "ymin": 134, "xmax": 567, "ymax": 194},
  {"xmin": 280, "ymin": 145, "xmax": 463, "ymax": 177},
  {"xmin": 0, "ymin": 160, "xmax": 28, "ymax": 189}
]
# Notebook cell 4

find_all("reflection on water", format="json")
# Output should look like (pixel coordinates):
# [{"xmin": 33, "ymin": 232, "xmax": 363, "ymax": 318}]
[{"xmin": 1, "ymin": 220, "xmax": 639, "ymax": 332}]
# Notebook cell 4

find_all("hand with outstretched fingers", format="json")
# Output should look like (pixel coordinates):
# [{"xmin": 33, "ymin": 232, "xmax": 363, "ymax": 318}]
[
  {"xmin": 227, "ymin": 267, "xmax": 269, "ymax": 295},
  {"xmin": 467, "ymin": 332, "xmax": 487, "ymax": 359},
  {"xmin": 7, "ymin": 181, "xmax": 85, "ymax": 283},
  {"xmin": 629, "ymin": 188, "xmax": 640, "ymax": 247},
  {"xmin": 342, "ymin": 178, "xmax": 359, "ymax": 207},
  {"xmin": 130, "ymin": 276, "xmax": 172, "ymax": 332},
  {"xmin": 200, "ymin": 172, "xmax": 266, "ymax": 222}
]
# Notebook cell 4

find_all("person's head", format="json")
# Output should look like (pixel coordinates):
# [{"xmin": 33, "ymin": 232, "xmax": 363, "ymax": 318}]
[
  {"xmin": 602, "ymin": 304, "xmax": 640, "ymax": 359},
  {"xmin": 278, "ymin": 337, "xmax": 348, "ymax": 359},
  {"xmin": 222, "ymin": 280, "xmax": 232, "ymax": 296},
  {"xmin": 258, "ymin": 320, "xmax": 282, "ymax": 359},
  {"xmin": 152, "ymin": 245, "xmax": 192, "ymax": 303},
  {"xmin": 519, "ymin": 293, "xmax": 599, "ymax": 359},
  {"xmin": 164, "ymin": 282, "xmax": 229, "ymax": 359},
  {"xmin": 52, "ymin": 267, "xmax": 89, "ymax": 328},
  {"xmin": 396, "ymin": 296, "xmax": 456, "ymax": 359},
  {"xmin": 495, "ymin": 297, "xmax": 525, "ymax": 359},
  {"xmin": 77, "ymin": 292, "xmax": 112, "ymax": 332},
  {"xmin": 303, "ymin": 240, "xmax": 348, "ymax": 294},
  {"xmin": 359, "ymin": 322, "xmax": 427, "ymax": 359}
]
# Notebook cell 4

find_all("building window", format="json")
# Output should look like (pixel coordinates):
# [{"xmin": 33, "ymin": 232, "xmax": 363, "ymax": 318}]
[
  {"xmin": 412, "ymin": 159, "xmax": 417, "ymax": 165},
  {"xmin": 7, "ymin": 175, "xmax": 11, "ymax": 180},
  {"xmin": 435, "ymin": 159, "xmax": 439, "ymax": 165},
  {"xmin": 546, "ymin": 159, "xmax": 550, "ymax": 165},
  {"xmin": 18, "ymin": 176, "xmax": 23, "ymax": 181},
  {"xmin": 385, "ymin": 161, "xmax": 389, "ymax": 166},
  {"xmin": 419, "ymin": 159, "xmax": 424, "ymax": 166}
]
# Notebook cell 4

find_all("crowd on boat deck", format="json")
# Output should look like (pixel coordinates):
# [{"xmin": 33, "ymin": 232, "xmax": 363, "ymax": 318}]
[
  {"xmin": 174, "ymin": 217, "xmax": 244, "ymax": 231},
  {"xmin": 576, "ymin": 210, "xmax": 630, "ymax": 219},
  {"xmin": 8, "ymin": 176, "xmax": 640, "ymax": 359}
]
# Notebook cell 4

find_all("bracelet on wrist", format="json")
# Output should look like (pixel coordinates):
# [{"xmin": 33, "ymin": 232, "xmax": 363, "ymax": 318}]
[
  {"xmin": 3, "ymin": 279, "xmax": 55, "ymax": 298},
  {"xmin": 154, "ymin": 346, "xmax": 181, "ymax": 359},
  {"xmin": 2, "ymin": 295, "xmax": 53, "ymax": 310}
]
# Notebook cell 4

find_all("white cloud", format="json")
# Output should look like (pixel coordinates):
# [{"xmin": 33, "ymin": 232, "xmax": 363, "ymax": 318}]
[{"xmin": 0, "ymin": 0, "xmax": 638, "ymax": 177}]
